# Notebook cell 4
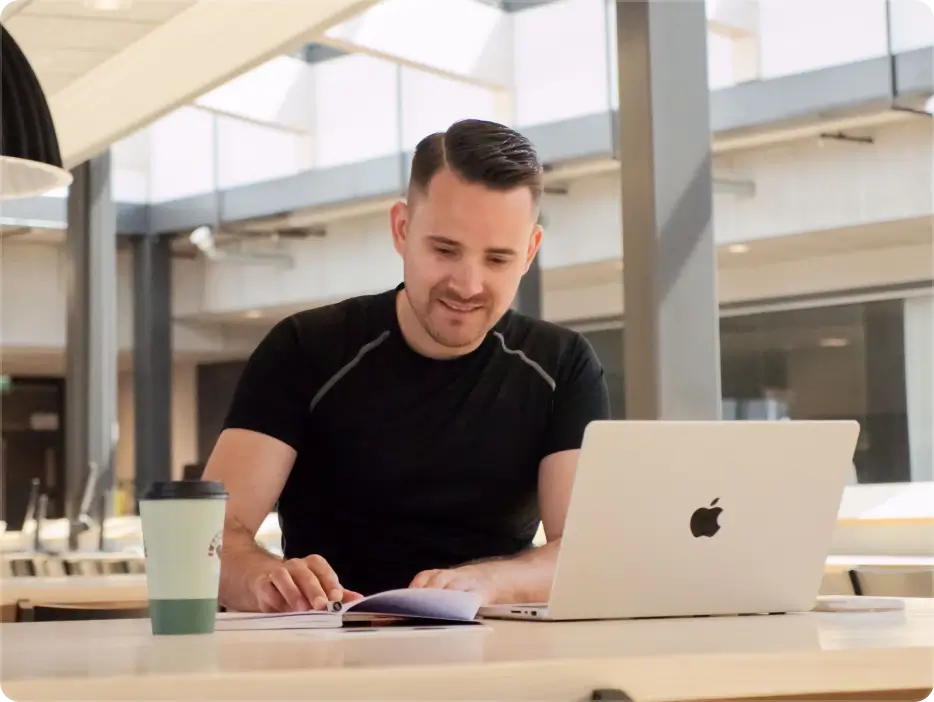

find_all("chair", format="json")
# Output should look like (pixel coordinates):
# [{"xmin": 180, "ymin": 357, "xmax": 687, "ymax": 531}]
[{"xmin": 16, "ymin": 600, "xmax": 149, "ymax": 623}]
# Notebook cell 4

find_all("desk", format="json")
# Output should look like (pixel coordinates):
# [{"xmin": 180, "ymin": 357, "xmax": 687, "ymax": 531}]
[
  {"xmin": 2, "ymin": 598, "xmax": 931, "ymax": 701},
  {"xmin": 0, "ymin": 574, "xmax": 147, "ymax": 607},
  {"xmin": 825, "ymin": 555, "xmax": 934, "ymax": 570}
]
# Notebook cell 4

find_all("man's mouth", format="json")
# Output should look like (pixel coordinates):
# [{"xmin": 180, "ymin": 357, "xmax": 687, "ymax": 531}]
[{"xmin": 439, "ymin": 299, "xmax": 483, "ymax": 314}]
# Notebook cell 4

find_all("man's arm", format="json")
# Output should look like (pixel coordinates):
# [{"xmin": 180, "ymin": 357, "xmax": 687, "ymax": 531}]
[
  {"xmin": 202, "ymin": 428, "xmax": 295, "ymax": 612},
  {"xmin": 409, "ymin": 448, "xmax": 578, "ymax": 604},
  {"xmin": 202, "ymin": 316, "xmax": 358, "ymax": 613}
]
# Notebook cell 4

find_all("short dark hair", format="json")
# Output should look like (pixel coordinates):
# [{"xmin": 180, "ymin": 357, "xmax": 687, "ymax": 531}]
[{"xmin": 409, "ymin": 119, "xmax": 543, "ymax": 205}]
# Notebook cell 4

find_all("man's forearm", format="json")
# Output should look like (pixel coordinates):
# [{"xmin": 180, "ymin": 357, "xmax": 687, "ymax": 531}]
[
  {"xmin": 218, "ymin": 519, "xmax": 282, "ymax": 611},
  {"xmin": 465, "ymin": 539, "xmax": 561, "ymax": 605}
]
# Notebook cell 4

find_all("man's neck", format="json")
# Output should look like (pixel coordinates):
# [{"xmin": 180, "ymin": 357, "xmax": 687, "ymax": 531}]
[{"xmin": 395, "ymin": 290, "xmax": 484, "ymax": 360}]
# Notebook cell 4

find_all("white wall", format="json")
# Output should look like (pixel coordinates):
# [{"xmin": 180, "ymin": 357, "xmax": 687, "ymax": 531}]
[
  {"xmin": 146, "ymin": 106, "xmax": 314, "ymax": 201},
  {"xmin": 714, "ymin": 118, "xmax": 934, "ymax": 244},
  {"xmin": 130, "ymin": 53, "xmax": 502, "ymax": 197},
  {"xmin": 115, "ymin": 364, "xmax": 197, "ymax": 484},
  {"xmin": 543, "ymin": 244, "xmax": 934, "ymax": 322},
  {"xmin": 753, "ymin": 0, "xmax": 934, "ymax": 78},
  {"xmin": 198, "ymin": 213, "xmax": 400, "ymax": 315},
  {"xmin": 195, "ymin": 56, "xmax": 317, "ymax": 134},
  {"xmin": 6, "ymin": 120, "xmax": 932, "ymax": 341},
  {"xmin": 514, "ymin": 0, "xmax": 612, "ymax": 125},
  {"xmin": 0, "ymin": 242, "xmax": 263, "ymax": 358},
  {"xmin": 169, "ymin": 118, "xmax": 934, "ymax": 319}
]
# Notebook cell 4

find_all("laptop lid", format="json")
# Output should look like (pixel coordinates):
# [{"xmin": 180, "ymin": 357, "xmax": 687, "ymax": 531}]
[{"xmin": 546, "ymin": 420, "xmax": 860, "ymax": 620}]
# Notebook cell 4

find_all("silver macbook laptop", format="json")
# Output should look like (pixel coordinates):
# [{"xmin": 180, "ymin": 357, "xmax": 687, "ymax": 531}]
[{"xmin": 480, "ymin": 420, "xmax": 860, "ymax": 621}]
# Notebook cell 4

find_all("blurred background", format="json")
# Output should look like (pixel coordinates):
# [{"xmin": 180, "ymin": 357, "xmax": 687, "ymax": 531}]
[{"xmin": 0, "ymin": 0, "xmax": 932, "ymax": 534}]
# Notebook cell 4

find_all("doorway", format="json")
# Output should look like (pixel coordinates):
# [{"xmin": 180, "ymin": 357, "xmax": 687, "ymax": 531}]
[{"xmin": 1, "ymin": 377, "xmax": 65, "ymax": 530}]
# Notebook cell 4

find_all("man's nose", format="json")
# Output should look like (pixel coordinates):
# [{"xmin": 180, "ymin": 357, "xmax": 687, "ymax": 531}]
[{"xmin": 449, "ymin": 261, "xmax": 484, "ymax": 298}]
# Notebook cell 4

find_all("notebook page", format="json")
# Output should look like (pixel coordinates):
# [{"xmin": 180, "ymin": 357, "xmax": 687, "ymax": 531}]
[{"xmin": 344, "ymin": 588, "xmax": 482, "ymax": 621}]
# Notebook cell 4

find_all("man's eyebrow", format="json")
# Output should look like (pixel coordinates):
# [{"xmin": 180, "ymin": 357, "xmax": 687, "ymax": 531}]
[
  {"xmin": 426, "ymin": 236, "xmax": 517, "ymax": 257},
  {"xmin": 427, "ymin": 235, "xmax": 459, "ymax": 247}
]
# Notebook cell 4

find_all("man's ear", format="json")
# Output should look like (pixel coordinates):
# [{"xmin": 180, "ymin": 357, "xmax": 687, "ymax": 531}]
[
  {"xmin": 524, "ymin": 223, "xmax": 543, "ymax": 273},
  {"xmin": 390, "ymin": 200, "xmax": 409, "ymax": 256}
]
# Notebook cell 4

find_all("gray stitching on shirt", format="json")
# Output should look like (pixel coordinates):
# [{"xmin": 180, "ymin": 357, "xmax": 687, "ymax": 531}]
[
  {"xmin": 492, "ymin": 331, "xmax": 557, "ymax": 391},
  {"xmin": 308, "ymin": 330, "xmax": 391, "ymax": 414}
]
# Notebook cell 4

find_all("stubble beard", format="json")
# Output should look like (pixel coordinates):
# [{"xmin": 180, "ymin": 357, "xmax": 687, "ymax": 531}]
[{"xmin": 411, "ymin": 291, "xmax": 489, "ymax": 351}]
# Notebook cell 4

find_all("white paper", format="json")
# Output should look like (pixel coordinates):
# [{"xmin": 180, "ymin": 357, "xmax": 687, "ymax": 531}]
[
  {"xmin": 214, "ymin": 588, "xmax": 482, "ymax": 631},
  {"xmin": 215, "ymin": 609, "xmax": 339, "ymax": 631},
  {"xmin": 345, "ymin": 588, "xmax": 483, "ymax": 621}
]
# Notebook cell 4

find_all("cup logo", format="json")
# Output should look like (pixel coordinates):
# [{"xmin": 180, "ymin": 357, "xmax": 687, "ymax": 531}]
[{"xmin": 208, "ymin": 530, "xmax": 223, "ymax": 558}]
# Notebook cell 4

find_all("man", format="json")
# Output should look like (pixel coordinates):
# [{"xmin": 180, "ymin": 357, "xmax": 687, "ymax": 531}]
[{"xmin": 202, "ymin": 119, "xmax": 610, "ymax": 614}]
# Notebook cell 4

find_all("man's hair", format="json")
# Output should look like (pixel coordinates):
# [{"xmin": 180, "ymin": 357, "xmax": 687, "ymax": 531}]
[{"xmin": 409, "ymin": 119, "xmax": 544, "ymax": 205}]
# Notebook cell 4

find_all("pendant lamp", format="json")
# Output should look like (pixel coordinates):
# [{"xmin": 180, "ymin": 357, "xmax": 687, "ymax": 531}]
[{"xmin": 0, "ymin": 22, "xmax": 73, "ymax": 201}]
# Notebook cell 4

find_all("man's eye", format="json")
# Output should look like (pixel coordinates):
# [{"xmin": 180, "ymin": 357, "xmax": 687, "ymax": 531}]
[
  {"xmin": 436, "ymin": 247, "xmax": 456, "ymax": 256},
  {"xmin": 489, "ymin": 258, "xmax": 508, "ymax": 266}
]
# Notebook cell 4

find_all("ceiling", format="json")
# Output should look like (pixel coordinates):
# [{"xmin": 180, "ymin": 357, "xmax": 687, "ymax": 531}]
[
  {"xmin": 1, "ymin": 0, "xmax": 380, "ymax": 167},
  {"xmin": 3, "ymin": 0, "xmax": 196, "ymax": 95}
]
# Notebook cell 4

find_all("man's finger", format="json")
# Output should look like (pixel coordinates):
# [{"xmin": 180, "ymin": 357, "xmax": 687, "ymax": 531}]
[
  {"xmin": 268, "ymin": 567, "xmax": 310, "ymax": 611},
  {"xmin": 343, "ymin": 590, "xmax": 364, "ymax": 602},
  {"xmin": 256, "ymin": 578, "xmax": 289, "ymax": 613},
  {"xmin": 422, "ymin": 570, "xmax": 457, "ymax": 590},
  {"xmin": 409, "ymin": 569, "xmax": 440, "ymax": 589},
  {"xmin": 286, "ymin": 560, "xmax": 329, "ymax": 609},
  {"xmin": 304, "ymin": 554, "xmax": 342, "ymax": 602}
]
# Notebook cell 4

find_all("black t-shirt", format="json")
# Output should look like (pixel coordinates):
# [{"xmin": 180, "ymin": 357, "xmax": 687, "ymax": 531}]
[{"xmin": 223, "ymin": 284, "xmax": 611, "ymax": 595}]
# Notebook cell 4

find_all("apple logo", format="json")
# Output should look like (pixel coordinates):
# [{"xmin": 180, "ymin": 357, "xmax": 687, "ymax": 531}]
[{"xmin": 690, "ymin": 498, "xmax": 723, "ymax": 538}]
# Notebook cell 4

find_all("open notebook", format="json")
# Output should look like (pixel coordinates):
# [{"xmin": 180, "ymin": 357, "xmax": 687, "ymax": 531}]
[{"xmin": 215, "ymin": 588, "xmax": 484, "ymax": 630}]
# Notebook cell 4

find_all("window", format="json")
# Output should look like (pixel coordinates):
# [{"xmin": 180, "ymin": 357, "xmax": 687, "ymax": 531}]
[
  {"xmin": 721, "ymin": 300, "xmax": 910, "ymax": 484},
  {"xmin": 582, "ymin": 298, "xmax": 913, "ymax": 484}
]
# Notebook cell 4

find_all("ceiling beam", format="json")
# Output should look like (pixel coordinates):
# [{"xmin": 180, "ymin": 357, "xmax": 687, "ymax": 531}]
[{"xmin": 49, "ymin": 0, "xmax": 380, "ymax": 168}]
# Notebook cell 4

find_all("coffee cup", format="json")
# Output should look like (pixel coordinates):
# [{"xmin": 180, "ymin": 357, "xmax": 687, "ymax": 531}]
[{"xmin": 140, "ymin": 480, "xmax": 228, "ymax": 635}]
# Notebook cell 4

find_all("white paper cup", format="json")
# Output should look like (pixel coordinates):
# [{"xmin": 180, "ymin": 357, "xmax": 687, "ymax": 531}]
[{"xmin": 140, "ymin": 480, "xmax": 228, "ymax": 635}]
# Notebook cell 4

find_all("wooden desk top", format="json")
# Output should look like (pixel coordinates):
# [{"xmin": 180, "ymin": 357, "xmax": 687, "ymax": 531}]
[
  {"xmin": 0, "ymin": 574, "xmax": 147, "ymax": 606},
  {"xmin": 2, "ymin": 598, "xmax": 931, "ymax": 701},
  {"xmin": 825, "ymin": 555, "xmax": 934, "ymax": 570}
]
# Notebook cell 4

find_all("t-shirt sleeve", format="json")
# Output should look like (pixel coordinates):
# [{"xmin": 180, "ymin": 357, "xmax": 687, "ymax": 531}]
[
  {"xmin": 223, "ymin": 316, "xmax": 310, "ymax": 451},
  {"xmin": 541, "ymin": 334, "xmax": 611, "ymax": 458}
]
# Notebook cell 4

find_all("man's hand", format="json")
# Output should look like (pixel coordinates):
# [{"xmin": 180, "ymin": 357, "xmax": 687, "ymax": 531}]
[
  {"xmin": 408, "ymin": 449, "xmax": 580, "ymax": 605},
  {"xmin": 249, "ymin": 554, "xmax": 364, "ymax": 613},
  {"xmin": 408, "ymin": 564, "xmax": 500, "ymax": 604}
]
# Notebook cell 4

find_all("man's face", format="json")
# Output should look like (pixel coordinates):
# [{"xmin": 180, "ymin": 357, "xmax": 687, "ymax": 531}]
[{"xmin": 390, "ymin": 167, "xmax": 542, "ymax": 353}]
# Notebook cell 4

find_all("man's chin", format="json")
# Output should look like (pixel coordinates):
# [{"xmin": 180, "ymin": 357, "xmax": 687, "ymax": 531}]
[{"xmin": 427, "ymin": 321, "xmax": 487, "ymax": 351}]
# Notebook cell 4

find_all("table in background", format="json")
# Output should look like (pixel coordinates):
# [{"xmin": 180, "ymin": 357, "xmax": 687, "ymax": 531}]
[
  {"xmin": 2, "ymin": 598, "xmax": 931, "ymax": 701},
  {"xmin": 0, "ymin": 574, "xmax": 147, "ymax": 608}
]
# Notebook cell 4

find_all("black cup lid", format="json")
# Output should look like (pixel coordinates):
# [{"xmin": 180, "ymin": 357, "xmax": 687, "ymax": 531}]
[{"xmin": 142, "ymin": 480, "xmax": 228, "ymax": 500}]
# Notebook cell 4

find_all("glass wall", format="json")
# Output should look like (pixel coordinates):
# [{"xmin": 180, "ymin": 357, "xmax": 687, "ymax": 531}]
[{"xmin": 582, "ymin": 298, "xmax": 915, "ymax": 484}]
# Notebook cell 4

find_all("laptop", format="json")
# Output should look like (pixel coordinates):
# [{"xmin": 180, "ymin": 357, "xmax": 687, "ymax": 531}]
[{"xmin": 480, "ymin": 419, "xmax": 860, "ymax": 621}]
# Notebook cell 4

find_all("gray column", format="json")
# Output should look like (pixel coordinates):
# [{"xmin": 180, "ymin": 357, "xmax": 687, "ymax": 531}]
[
  {"xmin": 615, "ymin": 0, "xmax": 722, "ymax": 420},
  {"xmin": 904, "ymin": 295, "xmax": 933, "ymax": 482},
  {"xmin": 65, "ymin": 153, "xmax": 119, "ymax": 544},
  {"xmin": 132, "ymin": 234, "xmax": 173, "ymax": 504},
  {"xmin": 515, "ymin": 251, "xmax": 543, "ymax": 319}
]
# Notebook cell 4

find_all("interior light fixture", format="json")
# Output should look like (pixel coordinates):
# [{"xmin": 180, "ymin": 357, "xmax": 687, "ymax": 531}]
[
  {"xmin": 83, "ymin": 0, "xmax": 134, "ymax": 10},
  {"xmin": 0, "ymin": 23, "xmax": 73, "ymax": 201},
  {"xmin": 820, "ymin": 337, "xmax": 850, "ymax": 348},
  {"xmin": 244, "ymin": 310, "xmax": 262, "ymax": 320},
  {"xmin": 189, "ymin": 225, "xmax": 217, "ymax": 257},
  {"xmin": 727, "ymin": 243, "xmax": 750, "ymax": 254},
  {"xmin": 189, "ymin": 224, "xmax": 294, "ymax": 268}
]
